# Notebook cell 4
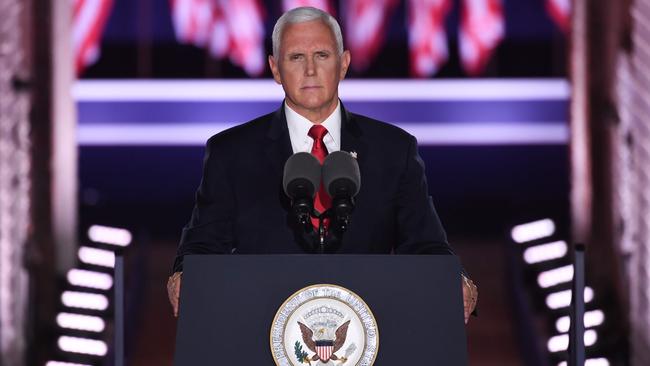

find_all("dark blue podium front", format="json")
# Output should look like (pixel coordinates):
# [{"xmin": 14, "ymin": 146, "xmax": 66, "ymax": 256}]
[{"xmin": 174, "ymin": 255, "xmax": 468, "ymax": 365}]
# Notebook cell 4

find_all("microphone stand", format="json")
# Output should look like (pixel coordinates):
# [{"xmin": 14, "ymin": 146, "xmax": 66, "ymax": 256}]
[
  {"xmin": 311, "ymin": 204, "xmax": 352, "ymax": 254},
  {"xmin": 313, "ymin": 208, "xmax": 331, "ymax": 254}
]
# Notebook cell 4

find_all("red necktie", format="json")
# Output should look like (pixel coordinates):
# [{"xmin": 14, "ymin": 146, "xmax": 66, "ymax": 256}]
[{"xmin": 308, "ymin": 125, "xmax": 331, "ymax": 230}]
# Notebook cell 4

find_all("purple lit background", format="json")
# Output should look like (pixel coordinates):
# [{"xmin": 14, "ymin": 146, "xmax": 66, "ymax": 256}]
[{"xmin": 77, "ymin": 79, "xmax": 569, "ymax": 240}]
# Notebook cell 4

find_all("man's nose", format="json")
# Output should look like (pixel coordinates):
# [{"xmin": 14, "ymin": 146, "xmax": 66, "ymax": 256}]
[{"xmin": 305, "ymin": 57, "xmax": 316, "ymax": 76}]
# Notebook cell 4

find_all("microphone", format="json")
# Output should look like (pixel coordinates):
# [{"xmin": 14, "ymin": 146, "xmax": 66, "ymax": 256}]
[
  {"xmin": 283, "ymin": 152, "xmax": 322, "ymax": 225},
  {"xmin": 322, "ymin": 151, "xmax": 361, "ymax": 231}
]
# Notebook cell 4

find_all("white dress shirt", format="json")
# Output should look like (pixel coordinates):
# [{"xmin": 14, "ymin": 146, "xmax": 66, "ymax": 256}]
[{"xmin": 285, "ymin": 102, "xmax": 341, "ymax": 154}]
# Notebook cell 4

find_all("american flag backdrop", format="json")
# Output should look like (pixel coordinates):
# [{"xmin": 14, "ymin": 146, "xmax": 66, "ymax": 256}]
[
  {"xmin": 546, "ymin": 0, "xmax": 571, "ymax": 32},
  {"xmin": 344, "ymin": 0, "xmax": 399, "ymax": 72},
  {"xmin": 72, "ymin": 0, "xmax": 114, "ymax": 76},
  {"xmin": 74, "ymin": 1, "xmax": 571, "ymax": 78},
  {"xmin": 458, "ymin": 0, "xmax": 505, "ymax": 76},
  {"xmin": 408, "ymin": 0, "xmax": 452, "ymax": 78},
  {"xmin": 171, "ymin": 0, "xmax": 266, "ymax": 76}
]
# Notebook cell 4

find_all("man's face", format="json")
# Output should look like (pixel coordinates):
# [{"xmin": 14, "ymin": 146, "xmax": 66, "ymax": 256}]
[{"xmin": 269, "ymin": 20, "xmax": 350, "ymax": 120}]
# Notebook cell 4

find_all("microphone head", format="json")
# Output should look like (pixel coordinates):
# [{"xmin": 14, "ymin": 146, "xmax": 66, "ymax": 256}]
[
  {"xmin": 283, "ymin": 152, "xmax": 322, "ymax": 199},
  {"xmin": 322, "ymin": 151, "xmax": 361, "ymax": 197}
]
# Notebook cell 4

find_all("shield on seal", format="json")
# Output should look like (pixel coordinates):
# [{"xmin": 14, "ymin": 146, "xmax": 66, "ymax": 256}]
[{"xmin": 315, "ymin": 340, "xmax": 334, "ymax": 362}]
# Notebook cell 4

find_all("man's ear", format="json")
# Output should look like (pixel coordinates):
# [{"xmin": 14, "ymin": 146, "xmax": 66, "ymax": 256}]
[
  {"xmin": 269, "ymin": 55, "xmax": 282, "ymax": 84},
  {"xmin": 339, "ymin": 50, "xmax": 351, "ymax": 80}
]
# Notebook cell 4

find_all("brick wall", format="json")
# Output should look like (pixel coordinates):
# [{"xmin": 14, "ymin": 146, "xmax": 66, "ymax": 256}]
[
  {"xmin": 0, "ymin": 0, "xmax": 32, "ymax": 365},
  {"xmin": 613, "ymin": 1, "xmax": 650, "ymax": 364}
]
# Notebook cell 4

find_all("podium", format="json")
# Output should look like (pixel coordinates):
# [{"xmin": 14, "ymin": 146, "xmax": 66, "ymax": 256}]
[{"xmin": 174, "ymin": 255, "xmax": 468, "ymax": 365}]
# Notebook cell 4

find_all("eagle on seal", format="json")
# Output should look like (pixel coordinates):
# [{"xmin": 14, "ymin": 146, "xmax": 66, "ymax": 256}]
[{"xmin": 297, "ymin": 320, "xmax": 350, "ymax": 364}]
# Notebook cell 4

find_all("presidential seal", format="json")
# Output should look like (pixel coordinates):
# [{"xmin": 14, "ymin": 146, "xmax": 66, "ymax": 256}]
[{"xmin": 270, "ymin": 284, "xmax": 379, "ymax": 366}]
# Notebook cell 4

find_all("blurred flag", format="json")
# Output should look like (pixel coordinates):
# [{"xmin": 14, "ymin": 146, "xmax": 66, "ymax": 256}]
[
  {"xmin": 408, "ymin": 0, "xmax": 452, "ymax": 78},
  {"xmin": 282, "ymin": 0, "xmax": 334, "ymax": 14},
  {"xmin": 345, "ymin": 0, "xmax": 398, "ymax": 72},
  {"xmin": 546, "ymin": 0, "xmax": 570, "ymax": 32},
  {"xmin": 171, "ymin": 0, "xmax": 266, "ymax": 76},
  {"xmin": 459, "ymin": 0, "xmax": 504, "ymax": 76},
  {"xmin": 73, "ymin": 0, "xmax": 114, "ymax": 76}
]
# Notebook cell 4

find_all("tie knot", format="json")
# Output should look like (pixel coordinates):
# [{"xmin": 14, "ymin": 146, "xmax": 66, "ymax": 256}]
[{"xmin": 308, "ymin": 124, "xmax": 328, "ymax": 142}]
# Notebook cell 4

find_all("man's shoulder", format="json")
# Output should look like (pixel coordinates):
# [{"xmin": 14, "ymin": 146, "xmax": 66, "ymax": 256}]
[
  {"xmin": 349, "ymin": 112, "xmax": 414, "ymax": 143},
  {"xmin": 205, "ymin": 111, "xmax": 276, "ymax": 148}
]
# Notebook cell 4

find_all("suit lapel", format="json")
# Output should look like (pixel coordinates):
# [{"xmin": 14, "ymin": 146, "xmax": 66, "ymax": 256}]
[
  {"xmin": 340, "ymin": 103, "xmax": 367, "ymax": 173},
  {"xmin": 265, "ymin": 104, "xmax": 294, "ymax": 214},
  {"xmin": 265, "ymin": 104, "xmax": 293, "ymax": 176}
]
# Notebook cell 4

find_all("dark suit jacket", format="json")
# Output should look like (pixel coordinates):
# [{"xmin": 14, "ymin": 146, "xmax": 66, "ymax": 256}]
[{"xmin": 173, "ymin": 102, "xmax": 454, "ymax": 272}]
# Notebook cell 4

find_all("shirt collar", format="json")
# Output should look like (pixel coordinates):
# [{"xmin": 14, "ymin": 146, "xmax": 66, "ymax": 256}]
[{"xmin": 285, "ymin": 101, "xmax": 341, "ymax": 153}]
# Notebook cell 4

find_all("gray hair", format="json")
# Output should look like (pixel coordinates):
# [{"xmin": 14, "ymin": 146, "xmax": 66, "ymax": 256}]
[{"xmin": 271, "ymin": 6, "xmax": 344, "ymax": 59}]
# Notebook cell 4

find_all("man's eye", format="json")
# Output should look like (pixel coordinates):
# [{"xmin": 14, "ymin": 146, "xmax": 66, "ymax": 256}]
[
  {"xmin": 316, "ymin": 52, "xmax": 329, "ymax": 59},
  {"xmin": 290, "ymin": 54, "xmax": 304, "ymax": 61}
]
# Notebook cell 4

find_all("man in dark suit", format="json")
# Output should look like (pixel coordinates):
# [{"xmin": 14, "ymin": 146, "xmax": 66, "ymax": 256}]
[{"xmin": 168, "ymin": 6, "xmax": 478, "ymax": 322}]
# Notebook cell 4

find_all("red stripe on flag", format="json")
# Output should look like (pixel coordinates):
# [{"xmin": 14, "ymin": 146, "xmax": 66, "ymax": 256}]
[
  {"xmin": 408, "ymin": 0, "xmax": 452, "ymax": 78},
  {"xmin": 74, "ymin": 0, "xmax": 114, "ymax": 76},
  {"xmin": 345, "ymin": 0, "xmax": 398, "ymax": 72},
  {"xmin": 459, "ymin": 0, "xmax": 504, "ymax": 76},
  {"xmin": 171, "ymin": 0, "xmax": 266, "ymax": 76},
  {"xmin": 546, "ymin": 0, "xmax": 571, "ymax": 33}
]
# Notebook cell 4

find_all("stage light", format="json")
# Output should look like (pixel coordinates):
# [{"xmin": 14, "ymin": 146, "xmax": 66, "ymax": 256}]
[
  {"xmin": 87, "ymin": 225, "xmax": 132, "ymax": 246},
  {"xmin": 511, "ymin": 218, "xmax": 556, "ymax": 243},
  {"xmin": 538, "ymin": 265, "xmax": 573, "ymax": 288},
  {"xmin": 546, "ymin": 287, "xmax": 594, "ymax": 309},
  {"xmin": 78, "ymin": 246, "xmax": 115, "ymax": 267},
  {"xmin": 57, "ymin": 336, "xmax": 107, "ymax": 356},
  {"xmin": 556, "ymin": 310, "xmax": 605, "ymax": 333},
  {"xmin": 558, "ymin": 358, "xmax": 609, "ymax": 366},
  {"xmin": 547, "ymin": 330, "xmax": 597, "ymax": 352},
  {"xmin": 56, "ymin": 313, "xmax": 105, "ymax": 332},
  {"xmin": 73, "ymin": 79, "xmax": 570, "ymax": 102},
  {"xmin": 523, "ymin": 240, "xmax": 568, "ymax": 264},
  {"xmin": 46, "ymin": 362, "xmax": 91, "ymax": 366},
  {"xmin": 79, "ymin": 122, "xmax": 569, "ymax": 146},
  {"xmin": 61, "ymin": 291, "xmax": 108, "ymax": 310},
  {"xmin": 67, "ymin": 269, "xmax": 113, "ymax": 290},
  {"xmin": 585, "ymin": 329, "xmax": 598, "ymax": 346}
]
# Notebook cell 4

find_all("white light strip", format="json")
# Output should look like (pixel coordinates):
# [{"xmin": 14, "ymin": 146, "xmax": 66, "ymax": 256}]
[
  {"xmin": 56, "ymin": 313, "xmax": 105, "ymax": 332},
  {"xmin": 556, "ymin": 310, "xmax": 605, "ymax": 332},
  {"xmin": 79, "ymin": 247, "xmax": 115, "ymax": 268},
  {"xmin": 546, "ymin": 287, "xmax": 594, "ymax": 310},
  {"xmin": 511, "ymin": 218, "xmax": 556, "ymax": 243},
  {"xmin": 61, "ymin": 291, "xmax": 108, "ymax": 310},
  {"xmin": 73, "ymin": 79, "xmax": 570, "ymax": 102},
  {"xmin": 46, "ymin": 362, "xmax": 92, "ymax": 366},
  {"xmin": 399, "ymin": 123, "xmax": 568, "ymax": 145},
  {"xmin": 538, "ymin": 265, "xmax": 574, "ymax": 288},
  {"xmin": 87, "ymin": 225, "xmax": 132, "ymax": 246},
  {"xmin": 524, "ymin": 240, "xmax": 568, "ymax": 264},
  {"xmin": 547, "ymin": 329, "xmax": 598, "ymax": 352},
  {"xmin": 558, "ymin": 358, "xmax": 610, "ymax": 366},
  {"xmin": 58, "ymin": 336, "xmax": 107, "ymax": 356},
  {"xmin": 67, "ymin": 269, "xmax": 113, "ymax": 290},
  {"xmin": 78, "ymin": 246, "xmax": 115, "ymax": 267},
  {"xmin": 77, "ymin": 122, "xmax": 568, "ymax": 146}
]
